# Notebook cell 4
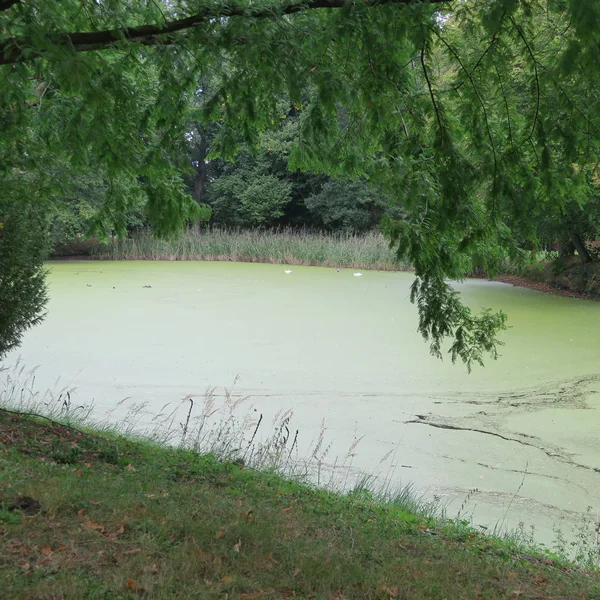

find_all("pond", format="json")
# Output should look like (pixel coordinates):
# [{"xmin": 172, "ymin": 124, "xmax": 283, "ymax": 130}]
[{"xmin": 6, "ymin": 260, "xmax": 600, "ymax": 546}]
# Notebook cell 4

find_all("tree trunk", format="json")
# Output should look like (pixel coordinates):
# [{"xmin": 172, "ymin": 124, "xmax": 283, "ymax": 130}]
[
  {"xmin": 558, "ymin": 238, "xmax": 575, "ymax": 261},
  {"xmin": 570, "ymin": 231, "xmax": 591, "ymax": 264},
  {"xmin": 192, "ymin": 128, "xmax": 209, "ymax": 232}
]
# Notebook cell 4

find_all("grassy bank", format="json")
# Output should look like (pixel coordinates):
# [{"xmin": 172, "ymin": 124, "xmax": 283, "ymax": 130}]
[
  {"xmin": 87, "ymin": 229, "xmax": 407, "ymax": 271},
  {"xmin": 2, "ymin": 409, "xmax": 599, "ymax": 599}
]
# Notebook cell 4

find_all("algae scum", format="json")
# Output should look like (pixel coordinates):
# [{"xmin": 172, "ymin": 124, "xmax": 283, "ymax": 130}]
[{"xmin": 7, "ymin": 261, "xmax": 600, "ymax": 546}]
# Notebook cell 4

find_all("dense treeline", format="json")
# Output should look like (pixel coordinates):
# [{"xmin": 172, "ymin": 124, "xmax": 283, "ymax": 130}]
[
  {"xmin": 50, "ymin": 111, "xmax": 399, "ymax": 248},
  {"xmin": 51, "ymin": 103, "xmax": 600, "ymax": 264}
]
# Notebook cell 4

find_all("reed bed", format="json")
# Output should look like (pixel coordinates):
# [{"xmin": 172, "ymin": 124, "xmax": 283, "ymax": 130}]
[{"xmin": 91, "ymin": 228, "xmax": 409, "ymax": 271}]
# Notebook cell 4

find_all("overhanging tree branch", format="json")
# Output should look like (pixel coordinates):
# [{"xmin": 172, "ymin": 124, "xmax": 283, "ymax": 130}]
[{"xmin": 0, "ymin": 0, "xmax": 451, "ymax": 65}]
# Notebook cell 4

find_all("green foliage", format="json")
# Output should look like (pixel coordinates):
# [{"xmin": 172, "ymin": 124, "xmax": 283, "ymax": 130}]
[
  {"xmin": 208, "ymin": 153, "xmax": 293, "ymax": 227},
  {"xmin": 305, "ymin": 178, "xmax": 391, "ymax": 233},
  {"xmin": 0, "ymin": 195, "xmax": 49, "ymax": 359},
  {"xmin": 2, "ymin": 0, "xmax": 600, "ymax": 365},
  {"xmin": 411, "ymin": 276, "xmax": 507, "ymax": 372},
  {"xmin": 49, "ymin": 172, "xmax": 148, "ymax": 247}
]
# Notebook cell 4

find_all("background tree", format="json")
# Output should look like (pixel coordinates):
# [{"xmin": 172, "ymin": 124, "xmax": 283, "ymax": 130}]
[
  {"xmin": 0, "ymin": 193, "xmax": 49, "ymax": 359},
  {"xmin": 304, "ymin": 178, "xmax": 392, "ymax": 233}
]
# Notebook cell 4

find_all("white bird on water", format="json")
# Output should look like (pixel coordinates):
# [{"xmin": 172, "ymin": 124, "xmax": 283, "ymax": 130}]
[
  {"xmin": 353, "ymin": 272, "xmax": 362, "ymax": 277},
  {"xmin": 284, "ymin": 269, "xmax": 292, "ymax": 274}
]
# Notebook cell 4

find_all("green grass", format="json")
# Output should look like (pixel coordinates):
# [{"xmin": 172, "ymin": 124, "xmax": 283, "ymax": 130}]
[
  {"xmin": 90, "ymin": 229, "xmax": 408, "ymax": 271},
  {"xmin": 2, "ymin": 409, "xmax": 599, "ymax": 599}
]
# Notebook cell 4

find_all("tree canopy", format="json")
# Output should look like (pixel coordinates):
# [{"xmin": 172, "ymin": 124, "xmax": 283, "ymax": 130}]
[{"xmin": 1, "ymin": 0, "xmax": 600, "ymax": 368}]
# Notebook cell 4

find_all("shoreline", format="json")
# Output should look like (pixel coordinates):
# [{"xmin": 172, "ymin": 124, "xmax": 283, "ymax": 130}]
[
  {"xmin": 48, "ymin": 254, "xmax": 413, "ymax": 272},
  {"xmin": 2, "ymin": 406, "xmax": 599, "ymax": 598},
  {"xmin": 49, "ymin": 253, "xmax": 600, "ymax": 301},
  {"xmin": 493, "ymin": 274, "xmax": 600, "ymax": 302}
]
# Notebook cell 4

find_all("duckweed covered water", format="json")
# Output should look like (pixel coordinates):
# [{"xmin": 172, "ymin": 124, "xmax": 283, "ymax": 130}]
[{"xmin": 7, "ymin": 261, "xmax": 600, "ymax": 546}]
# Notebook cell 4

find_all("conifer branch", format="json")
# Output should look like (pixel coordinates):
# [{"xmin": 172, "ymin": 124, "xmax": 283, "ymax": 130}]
[
  {"xmin": 433, "ymin": 28, "xmax": 498, "ymax": 202},
  {"xmin": 0, "ymin": 0, "xmax": 452, "ymax": 65},
  {"xmin": 508, "ymin": 15, "xmax": 540, "ymax": 146},
  {"xmin": 419, "ymin": 44, "xmax": 443, "ymax": 133}
]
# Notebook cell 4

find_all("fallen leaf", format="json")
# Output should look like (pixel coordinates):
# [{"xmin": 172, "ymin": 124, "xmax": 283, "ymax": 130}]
[
  {"xmin": 282, "ymin": 507, "xmax": 293, "ymax": 513},
  {"xmin": 90, "ymin": 500, "xmax": 100, "ymax": 505},
  {"xmin": 379, "ymin": 586, "xmax": 399, "ymax": 598},
  {"xmin": 215, "ymin": 531, "xmax": 225, "ymax": 539},
  {"xmin": 124, "ymin": 548, "xmax": 142, "ymax": 556},
  {"xmin": 78, "ymin": 508, "xmax": 86, "ymax": 516},
  {"xmin": 509, "ymin": 592, "xmax": 522, "ymax": 600},
  {"xmin": 126, "ymin": 578, "xmax": 137, "ymax": 591},
  {"xmin": 293, "ymin": 568, "xmax": 301, "ymax": 577},
  {"xmin": 233, "ymin": 538, "xmax": 242, "ymax": 553},
  {"xmin": 126, "ymin": 464, "xmax": 136, "ymax": 471},
  {"xmin": 56, "ymin": 545, "xmax": 69, "ymax": 552},
  {"xmin": 41, "ymin": 546, "xmax": 52, "ymax": 556},
  {"xmin": 220, "ymin": 575, "xmax": 233, "ymax": 584},
  {"xmin": 85, "ymin": 521, "xmax": 103, "ymax": 531},
  {"xmin": 107, "ymin": 524, "xmax": 125, "ymax": 540},
  {"xmin": 240, "ymin": 593, "xmax": 265, "ymax": 599}
]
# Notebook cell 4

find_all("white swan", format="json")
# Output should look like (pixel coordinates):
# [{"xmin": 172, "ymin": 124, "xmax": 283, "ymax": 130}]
[
  {"xmin": 353, "ymin": 272, "xmax": 362, "ymax": 277},
  {"xmin": 284, "ymin": 269, "xmax": 292, "ymax": 274}
]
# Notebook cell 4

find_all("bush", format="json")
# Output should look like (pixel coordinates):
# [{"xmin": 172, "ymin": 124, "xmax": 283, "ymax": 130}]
[{"xmin": 0, "ymin": 197, "xmax": 50, "ymax": 359}]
